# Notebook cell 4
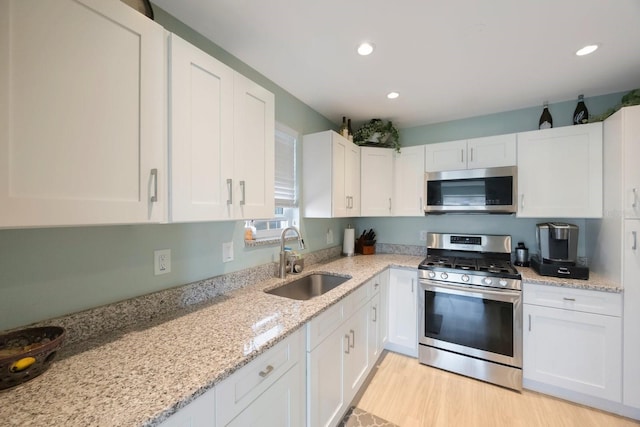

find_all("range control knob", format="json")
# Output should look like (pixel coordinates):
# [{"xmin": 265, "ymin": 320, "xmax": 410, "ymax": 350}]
[
  {"xmin": 499, "ymin": 279, "xmax": 508, "ymax": 287},
  {"xmin": 440, "ymin": 272, "xmax": 449, "ymax": 280},
  {"xmin": 428, "ymin": 271, "xmax": 436, "ymax": 279},
  {"xmin": 482, "ymin": 277, "xmax": 493, "ymax": 286},
  {"xmin": 461, "ymin": 274, "xmax": 470, "ymax": 282}
]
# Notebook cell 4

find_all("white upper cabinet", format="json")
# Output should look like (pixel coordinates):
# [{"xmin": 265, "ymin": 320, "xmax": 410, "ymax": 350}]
[
  {"xmin": 393, "ymin": 145, "xmax": 426, "ymax": 216},
  {"xmin": 517, "ymin": 123, "xmax": 603, "ymax": 218},
  {"xmin": 360, "ymin": 147, "xmax": 393, "ymax": 216},
  {"xmin": 303, "ymin": 131, "xmax": 360, "ymax": 218},
  {"xmin": 0, "ymin": 0, "xmax": 166, "ymax": 228},
  {"xmin": 169, "ymin": 33, "xmax": 234, "ymax": 222},
  {"xmin": 233, "ymin": 73, "xmax": 275, "ymax": 220},
  {"xmin": 425, "ymin": 134, "xmax": 516, "ymax": 172},
  {"xmin": 169, "ymin": 35, "xmax": 274, "ymax": 222}
]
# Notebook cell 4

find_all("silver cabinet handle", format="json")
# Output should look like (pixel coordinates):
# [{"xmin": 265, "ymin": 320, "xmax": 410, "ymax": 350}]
[
  {"xmin": 563, "ymin": 297, "xmax": 576, "ymax": 301},
  {"xmin": 470, "ymin": 147, "xmax": 474, "ymax": 162},
  {"xmin": 411, "ymin": 278, "xmax": 414, "ymax": 293},
  {"xmin": 389, "ymin": 197, "xmax": 392, "ymax": 211},
  {"xmin": 150, "ymin": 169, "xmax": 158, "ymax": 203},
  {"xmin": 226, "ymin": 179, "xmax": 233, "ymax": 205},
  {"xmin": 239, "ymin": 180, "xmax": 246, "ymax": 206},
  {"xmin": 528, "ymin": 314, "xmax": 531, "ymax": 332},
  {"xmin": 259, "ymin": 365, "xmax": 274, "ymax": 378},
  {"xmin": 633, "ymin": 231, "xmax": 637, "ymax": 251},
  {"xmin": 344, "ymin": 334, "xmax": 350, "ymax": 354},
  {"xmin": 520, "ymin": 194, "xmax": 525, "ymax": 210},
  {"xmin": 633, "ymin": 188, "xmax": 638, "ymax": 208},
  {"xmin": 372, "ymin": 306, "xmax": 377, "ymax": 322},
  {"xmin": 460, "ymin": 149, "xmax": 464, "ymax": 163},
  {"xmin": 419, "ymin": 197, "xmax": 423, "ymax": 212},
  {"xmin": 349, "ymin": 330, "xmax": 355, "ymax": 348}
]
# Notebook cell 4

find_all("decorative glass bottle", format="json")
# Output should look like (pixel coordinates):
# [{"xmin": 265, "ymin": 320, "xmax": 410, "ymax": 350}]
[{"xmin": 538, "ymin": 102, "xmax": 553, "ymax": 129}]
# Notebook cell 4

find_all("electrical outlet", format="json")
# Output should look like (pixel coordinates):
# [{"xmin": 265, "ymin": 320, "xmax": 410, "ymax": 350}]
[
  {"xmin": 154, "ymin": 249, "xmax": 171, "ymax": 275},
  {"xmin": 419, "ymin": 230, "xmax": 428, "ymax": 241},
  {"xmin": 326, "ymin": 228, "xmax": 334, "ymax": 244},
  {"xmin": 223, "ymin": 241, "xmax": 234, "ymax": 263}
]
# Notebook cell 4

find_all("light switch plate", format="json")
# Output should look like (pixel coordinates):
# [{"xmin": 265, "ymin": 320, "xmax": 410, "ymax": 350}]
[
  {"xmin": 154, "ymin": 249, "xmax": 171, "ymax": 275},
  {"xmin": 419, "ymin": 230, "xmax": 428, "ymax": 241},
  {"xmin": 326, "ymin": 228, "xmax": 334, "ymax": 244},
  {"xmin": 223, "ymin": 241, "xmax": 234, "ymax": 263}
]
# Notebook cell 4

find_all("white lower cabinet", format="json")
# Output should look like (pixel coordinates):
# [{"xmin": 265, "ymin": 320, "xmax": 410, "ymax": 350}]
[
  {"xmin": 386, "ymin": 268, "xmax": 418, "ymax": 357},
  {"xmin": 523, "ymin": 283, "xmax": 622, "ymax": 405},
  {"xmin": 307, "ymin": 275, "xmax": 387, "ymax": 427},
  {"xmin": 158, "ymin": 388, "xmax": 215, "ymax": 427},
  {"xmin": 216, "ymin": 328, "xmax": 305, "ymax": 426}
]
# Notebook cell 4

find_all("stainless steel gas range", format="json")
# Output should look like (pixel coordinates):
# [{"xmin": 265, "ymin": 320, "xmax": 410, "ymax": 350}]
[{"xmin": 417, "ymin": 232, "xmax": 523, "ymax": 391}]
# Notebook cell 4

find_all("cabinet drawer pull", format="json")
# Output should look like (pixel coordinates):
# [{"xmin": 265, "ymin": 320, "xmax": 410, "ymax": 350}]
[
  {"xmin": 150, "ymin": 169, "xmax": 158, "ymax": 203},
  {"xmin": 372, "ymin": 306, "xmax": 377, "ymax": 322},
  {"xmin": 563, "ymin": 297, "xmax": 576, "ymax": 301},
  {"xmin": 344, "ymin": 334, "xmax": 350, "ymax": 354},
  {"xmin": 240, "ymin": 180, "xmax": 246, "ymax": 206},
  {"xmin": 349, "ymin": 330, "xmax": 355, "ymax": 348},
  {"xmin": 227, "ymin": 179, "xmax": 233, "ymax": 205},
  {"xmin": 259, "ymin": 365, "xmax": 274, "ymax": 378}
]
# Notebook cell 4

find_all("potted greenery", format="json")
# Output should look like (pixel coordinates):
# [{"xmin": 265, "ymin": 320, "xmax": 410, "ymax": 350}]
[{"xmin": 353, "ymin": 119, "xmax": 401, "ymax": 153}]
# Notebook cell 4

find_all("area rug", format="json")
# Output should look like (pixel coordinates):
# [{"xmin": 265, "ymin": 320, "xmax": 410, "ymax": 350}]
[{"xmin": 338, "ymin": 406, "xmax": 399, "ymax": 427}]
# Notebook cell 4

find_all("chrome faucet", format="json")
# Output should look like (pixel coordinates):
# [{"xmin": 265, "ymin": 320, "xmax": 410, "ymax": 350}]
[{"xmin": 279, "ymin": 226, "xmax": 305, "ymax": 278}]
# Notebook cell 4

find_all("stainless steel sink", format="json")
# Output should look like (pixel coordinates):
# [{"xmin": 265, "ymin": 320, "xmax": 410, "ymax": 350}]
[{"xmin": 265, "ymin": 273, "xmax": 350, "ymax": 300}]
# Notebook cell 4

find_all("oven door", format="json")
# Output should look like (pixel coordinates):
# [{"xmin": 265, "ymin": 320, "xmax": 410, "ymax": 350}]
[{"xmin": 419, "ymin": 280, "xmax": 522, "ymax": 368}]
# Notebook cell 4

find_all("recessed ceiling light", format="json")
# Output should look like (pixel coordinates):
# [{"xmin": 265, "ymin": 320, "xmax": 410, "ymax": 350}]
[
  {"xmin": 357, "ymin": 42, "xmax": 374, "ymax": 56},
  {"xmin": 387, "ymin": 92, "xmax": 399, "ymax": 99},
  {"xmin": 576, "ymin": 44, "xmax": 599, "ymax": 56}
]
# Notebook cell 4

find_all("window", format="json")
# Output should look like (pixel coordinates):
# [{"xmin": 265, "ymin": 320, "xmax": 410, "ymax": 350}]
[{"xmin": 246, "ymin": 123, "xmax": 299, "ymax": 241}]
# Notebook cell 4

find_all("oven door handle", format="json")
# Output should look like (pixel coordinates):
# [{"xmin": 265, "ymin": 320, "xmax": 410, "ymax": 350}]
[{"xmin": 420, "ymin": 280, "xmax": 521, "ymax": 300}]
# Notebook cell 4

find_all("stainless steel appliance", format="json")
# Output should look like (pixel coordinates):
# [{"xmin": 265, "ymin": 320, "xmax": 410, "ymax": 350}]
[
  {"xmin": 418, "ymin": 232, "xmax": 523, "ymax": 391},
  {"xmin": 424, "ymin": 166, "xmax": 517, "ymax": 214},
  {"xmin": 531, "ymin": 222, "xmax": 588, "ymax": 279}
]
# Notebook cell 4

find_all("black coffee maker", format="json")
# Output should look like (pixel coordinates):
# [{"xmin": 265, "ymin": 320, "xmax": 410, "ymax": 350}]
[{"xmin": 531, "ymin": 222, "xmax": 589, "ymax": 279}]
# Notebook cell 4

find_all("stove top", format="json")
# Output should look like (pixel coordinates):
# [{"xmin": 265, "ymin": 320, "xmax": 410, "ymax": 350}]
[{"xmin": 418, "ymin": 232, "xmax": 522, "ymax": 290}]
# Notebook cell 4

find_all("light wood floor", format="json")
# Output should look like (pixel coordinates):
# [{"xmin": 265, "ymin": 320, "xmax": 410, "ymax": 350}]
[{"xmin": 355, "ymin": 351, "xmax": 640, "ymax": 427}]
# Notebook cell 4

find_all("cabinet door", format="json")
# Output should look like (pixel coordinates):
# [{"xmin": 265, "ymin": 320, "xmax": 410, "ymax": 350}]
[
  {"xmin": 623, "ymin": 106, "xmax": 640, "ymax": 219},
  {"xmin": 467, "ymin": 134, "xmax": 516, "ymax": 169},
  {"xmin": 386, "ymin": 268, "xmax": 418, "ymax": 357},
  {"xmin": 0, "ymin": 0, "xmax": 166, "ymax": 227},
  {"xmin": 169, "ymin": 34, "xmax": 234, "ymax": 222},
  {"xmin": 378, "ymin": 269, "xmax": 390, "ymax": 348},
  {"xmin": 344, "ymin": 304, "xmax": 369, "ymax": 405},
  {"xmin": 227, "ymin": 363, "xmax": 304, "ymax": 427},
  {"xmin": 233, "ymin": 73, "xmax": 275, "ymax": 219},
  {"xmin": 424, "ymin": 140, "xmax": 467, "ymax": 172},
  {"xmin": 308, "ymin": 326, "xmax": 346, "ymax": 427},
  {"xmin": 346, "ymin": 142, "xmax": 361, "ymax": 216},
  {"xmin": 331, "ymin": 136, "xmax": 349, "ymax": 217},
  {"xmin": 360, "ymin": 147, "xmax": 393, "ymax": 216},
  {"xmin": 368, "ymin": 291, "xmax": 382, "ymax": 364},
  {"xmin": 158, "ymin": 387, "xmax": 215, "ymax": 427},
  {"xmin": 624, "ymin": 220, "xmax": 640, "ymax": 408},
  {"xmin": 517, "ymin": 123, "xmax": 603, "ymax": 218},
  {"xmin": 523, "ymin": 303, "xmax": 622, "ymax": 402},
  {"xmin": 393, "ymin": 145, "xmax": 425, "ymax": 216}
]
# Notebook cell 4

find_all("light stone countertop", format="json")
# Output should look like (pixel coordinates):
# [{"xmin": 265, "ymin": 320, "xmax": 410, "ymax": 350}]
[
  {"xmin": 0, "ymin": 253, "xmax": 622, "ymax": 426},
  {"xmin": 518, "ymin": 266, "xmax": 622, "ymax": 293},
  {"xmin": 0, "ymin": 254, "xmax": 422, "ymax": 427}
]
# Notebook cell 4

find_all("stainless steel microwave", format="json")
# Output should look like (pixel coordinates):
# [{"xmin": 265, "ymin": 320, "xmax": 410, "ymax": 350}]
[{"xmin": 424, "ymin": 166, "xmax": 517, "ymax": 214}]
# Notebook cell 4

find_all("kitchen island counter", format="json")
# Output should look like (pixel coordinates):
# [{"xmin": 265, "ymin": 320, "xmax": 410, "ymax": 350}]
[{"xmin": 0, "ymin": 253, "xmax": 422, "ymax": 427}]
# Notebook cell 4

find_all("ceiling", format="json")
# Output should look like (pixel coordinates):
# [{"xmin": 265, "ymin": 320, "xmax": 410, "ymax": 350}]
[{"xmin": 152, "ymin": 0, "xmax": 640, "ymax": 128}]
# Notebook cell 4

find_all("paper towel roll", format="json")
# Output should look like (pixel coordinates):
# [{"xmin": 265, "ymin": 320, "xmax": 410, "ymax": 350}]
[{"xmin": 343, "ymin": 228, "xmax": 355, "ymax": 256}]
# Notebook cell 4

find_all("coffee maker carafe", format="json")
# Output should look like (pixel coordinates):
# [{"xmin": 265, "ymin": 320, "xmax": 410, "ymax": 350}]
[
  {"xmin": 531, "ymin": 222, "xmax": 589, "ymax": 280},
  {"xmin": 537, "ymin": 222, "xmax": 578, "ymax": 265}
]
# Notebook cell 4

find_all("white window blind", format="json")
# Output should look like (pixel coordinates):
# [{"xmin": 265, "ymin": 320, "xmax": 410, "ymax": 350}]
[{"xmin": 274, "ymin": 124, "xmax": 297, "ymax": 208}]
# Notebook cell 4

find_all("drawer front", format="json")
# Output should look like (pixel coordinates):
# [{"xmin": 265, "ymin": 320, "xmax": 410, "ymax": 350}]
[
  {"xmin": 307, "ymin": 301, "xmax": 344, "ymax": 351},
  {"xmin": 344, "ymin": 283, "xmax": 371, "ymax": 317},
  {"xmin": 523, "ymin": 283, "xmax": 622, "ymax": 317},
  {"xmin": 369, "ymin": 273, "xmax": 383, "ymax": 297},
  {"xmin": 216, "ymin": 328, "xmax": 304, "ymax": 426}
]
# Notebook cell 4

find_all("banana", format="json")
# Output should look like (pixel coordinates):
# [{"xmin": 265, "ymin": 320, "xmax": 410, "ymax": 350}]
[{"xmin": 10, "ymin": 357, "xmax": 36, "ymax": 372}]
